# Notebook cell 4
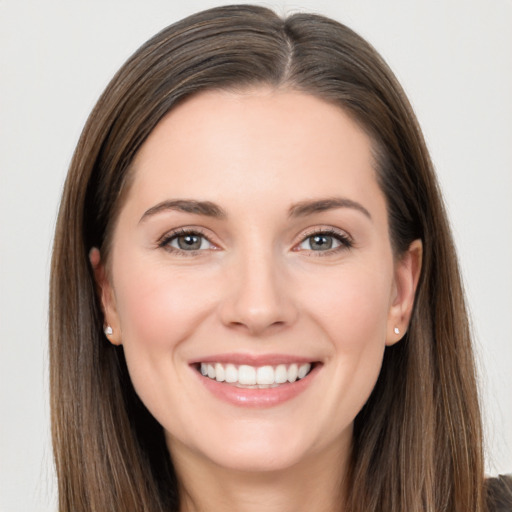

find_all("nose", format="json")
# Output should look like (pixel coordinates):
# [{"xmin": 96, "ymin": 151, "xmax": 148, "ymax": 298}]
[{"xmin": 218, "ymin": 247, "xmax": 298, "ymax": 336}]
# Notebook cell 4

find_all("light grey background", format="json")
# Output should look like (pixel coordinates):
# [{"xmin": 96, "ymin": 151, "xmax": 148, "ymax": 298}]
[{"xmin": 1, "ymin": 1, "xmax": 510, "ymax": 510}]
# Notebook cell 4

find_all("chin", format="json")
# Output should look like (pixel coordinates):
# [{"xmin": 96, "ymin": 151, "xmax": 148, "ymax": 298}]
[
  {"xmin": 166, "ymin": 420, "xmax": 318, "ymax": 474},
  {"xmin": 204, "ymin": 441, "xmax": 307, "ymax": 473}
]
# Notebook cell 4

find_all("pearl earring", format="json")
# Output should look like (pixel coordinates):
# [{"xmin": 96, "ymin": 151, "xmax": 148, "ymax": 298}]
[
  {"xmin": 394, "ymin": 327, "xmax": 400, "ymax": 335},
  {"xmin": 104, "ymin": 325, "xmax": 113, "ymax": 336}
]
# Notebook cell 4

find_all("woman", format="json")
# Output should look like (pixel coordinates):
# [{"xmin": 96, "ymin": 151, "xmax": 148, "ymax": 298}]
[{"xmin": 49, "ymin": 5, "xmax": 511, "ymax": 511}]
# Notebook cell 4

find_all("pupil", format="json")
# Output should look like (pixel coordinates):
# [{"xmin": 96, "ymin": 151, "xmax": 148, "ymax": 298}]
[
  {"xmin": 178, "ymin": 235, "xmax": 201, "ymax": 250},
  {"xmin": 311, "ymin": 235, "xmax": 332, "ymax": 250}
]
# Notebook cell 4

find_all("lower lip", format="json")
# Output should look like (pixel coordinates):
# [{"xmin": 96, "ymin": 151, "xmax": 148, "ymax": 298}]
[{"xmin": 194, "ymin": 365, "xmax": 320, "ymax": 408}]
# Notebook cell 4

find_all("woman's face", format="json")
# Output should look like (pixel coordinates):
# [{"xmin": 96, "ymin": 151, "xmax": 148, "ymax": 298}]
[{"xmin": 96, "ymin": 88, "xmax": 420, "ymax": 474}]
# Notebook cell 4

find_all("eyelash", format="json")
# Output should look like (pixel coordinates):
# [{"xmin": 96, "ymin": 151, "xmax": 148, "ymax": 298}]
[
  {"xmin": 158, "ymin": 228, "xmax": 213, "ymax": 255},
  {"xmin": 296, "ymin": 228, "xmax": 353, "ymax": 257},
  {"xmin": 158, "ymin": 227, "xmax": 353, "ymax": 256}
]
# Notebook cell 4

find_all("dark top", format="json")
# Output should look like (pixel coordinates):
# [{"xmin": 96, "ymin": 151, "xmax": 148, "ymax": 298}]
[{"xmin": 487, "ymin": 474, "xmax": 512, "ymax": 511}]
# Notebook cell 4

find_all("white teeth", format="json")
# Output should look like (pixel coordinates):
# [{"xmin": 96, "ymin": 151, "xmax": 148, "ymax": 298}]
[
  {"xmin": 225, "ymin": 364, "xmax": 238, "ymax": 383},
  {"xmin": 256, "ymin": 365, "xmax": 274, "ymax": 385},
  {"xmin": 238, "ymin": 365, "xmax": 257, "ymax": 385},
  {"xmin": 275, "ymin": 364, "xmax": 288, "ymax": 384},
  {"xmin": 199, "ymin": 362, "xmax": 313, "ymax": 386},
  {"xmin": 215, "ymin": 363, "xmax": 225, "ymax": 382},
  {"xmin": 287, "ymin": 363, "xmax": 298, "ymax": 383},
  {"xmin": 298, "ymin": 363, "xmax": 311, "ymax": 379}
]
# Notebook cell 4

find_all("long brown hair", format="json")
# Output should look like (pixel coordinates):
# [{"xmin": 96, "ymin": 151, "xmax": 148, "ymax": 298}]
[{"xmin": 50, "ymin": 5, "xmax": 485, "ymax": 511}]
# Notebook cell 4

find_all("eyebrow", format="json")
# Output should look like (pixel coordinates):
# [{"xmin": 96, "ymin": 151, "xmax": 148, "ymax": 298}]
[
  {"xmin": 139, "ymin": 199, "xmax": 227, "ymax": 223},
  {"xmin": 139, "ymin": 196, "xmax": 371, "ymax": 223},
  {"xmin": 288, "ymin": 197, "xmax": 372, "ymax": 220}
]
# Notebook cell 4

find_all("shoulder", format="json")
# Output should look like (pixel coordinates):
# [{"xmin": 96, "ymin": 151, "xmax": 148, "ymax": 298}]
[{"xmin": 486, "ymin": 474, "xmax": 512, "ymax": 512}]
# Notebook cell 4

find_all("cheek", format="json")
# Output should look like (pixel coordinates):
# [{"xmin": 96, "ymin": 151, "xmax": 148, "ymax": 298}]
[
  {"xmin": 111, "ymin": 260, "xmax": 220, "ymax": 415},
  {"xmin": 276, "ymin": 261, "xmax": 394, "ymax": 448},
  {"xmin": 115, "ymin": 259, "xmax": 211, "ymax": 341},
  {"xmin": 302, "ymin": 262, "xmax": 392, "ymax": 406},
  {"xmin": 305, "ymin": 264, "xmax": 392, "ymax": 351}
]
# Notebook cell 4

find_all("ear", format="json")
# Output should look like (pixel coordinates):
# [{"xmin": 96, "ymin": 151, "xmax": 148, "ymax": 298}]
[
  {"xmin": 89, "ymin": 247, "xmax": 122, "ymax": 345},
  {"xmin": 386, "ymin": 239, "xmax": 422, "ymax": 346}
]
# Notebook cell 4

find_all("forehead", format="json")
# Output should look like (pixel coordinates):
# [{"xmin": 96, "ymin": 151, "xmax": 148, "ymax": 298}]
[{"xmin": 126, "ymin": 87, "xmax": 384, "ymax": 220}]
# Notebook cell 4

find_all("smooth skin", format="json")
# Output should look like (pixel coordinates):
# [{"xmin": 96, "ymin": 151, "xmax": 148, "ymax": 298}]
[{"xmin": 91, "ymin": 88, "xmax": 422, "ymax": 512}]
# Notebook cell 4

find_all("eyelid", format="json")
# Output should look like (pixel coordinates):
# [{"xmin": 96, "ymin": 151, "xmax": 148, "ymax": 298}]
[
  {"xmin": 157, "ymin": 227, "xmax": 219, "ymax": 253},
  {"xmin": 293, "ymin": 226, "xmax": 353, "ymax": 253},
  {"xmin": 156, "ymin": 225, "xmax": 353, "ymax": 255}
]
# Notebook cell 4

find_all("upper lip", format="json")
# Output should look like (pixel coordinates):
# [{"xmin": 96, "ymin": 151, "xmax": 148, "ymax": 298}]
[{"xmin": 189, "ymin": 353, "xmax": 318, "ymax": 367}]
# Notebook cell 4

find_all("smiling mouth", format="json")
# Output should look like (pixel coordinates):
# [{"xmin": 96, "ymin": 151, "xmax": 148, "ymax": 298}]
[{"xmin": 197, "ymin": 362, "xmax": 315, "ymax": 388}]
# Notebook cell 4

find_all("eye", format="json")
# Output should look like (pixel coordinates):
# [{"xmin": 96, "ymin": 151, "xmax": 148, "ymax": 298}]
[
  {"xmin": 159, "ymin": 229, "xmax": 214, "ymax": 253},
  {"xmin": 296, "ymin": 230, "xmax": 352, "ymax": 253}
]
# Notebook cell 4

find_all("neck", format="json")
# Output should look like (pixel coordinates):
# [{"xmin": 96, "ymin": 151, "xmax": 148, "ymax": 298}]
[{"xmin": 171, "ymin": 437, "xmax": 351, "ymax": 512}]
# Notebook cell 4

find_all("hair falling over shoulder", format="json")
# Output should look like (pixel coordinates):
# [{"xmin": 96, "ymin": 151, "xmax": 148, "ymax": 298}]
[{"xmin": 50, "ymin": 5, "xmax": 487, "ymax": 511}]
